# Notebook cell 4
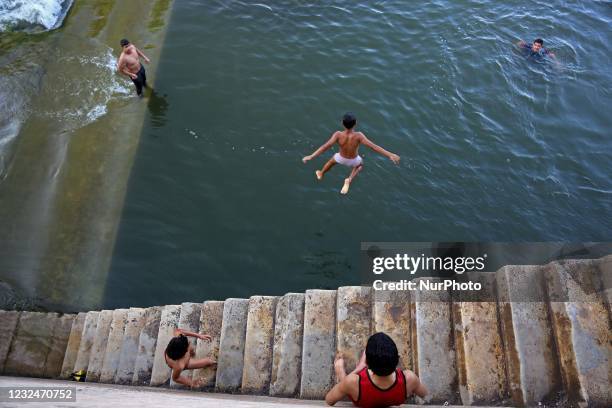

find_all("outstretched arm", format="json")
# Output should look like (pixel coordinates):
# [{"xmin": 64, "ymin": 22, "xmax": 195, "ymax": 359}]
[
  {"xmin": 136, "ymin": 47, "xmax": 150, "ymax": 63},
  {"xmin": 303, "ymin": 132, "xmax": 338, "ymax": 163},
  {"xmin": 174, "ymin": 328, "xmax": 212, "ymax": 341},
  {"xmin": 361, "ymin": 134, "xmax": 400, "ymax": 164}
]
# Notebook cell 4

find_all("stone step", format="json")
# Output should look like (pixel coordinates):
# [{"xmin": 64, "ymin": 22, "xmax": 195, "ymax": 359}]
[
  {"xmin": 0, "ymin": 310, "xmax": 20, "ymax": 374},
  {"xmin": 100, "ymin": 309, "xmax": 129, "ymax": 383},
  {"xmin": 300, "ymin": 289, "xmax": 336, "ymax": 400},
  {"xmin": 133, "ymin": 306, "xmax": 162, "ymax": 385},
  {"xmin": 60, "ymin": 312, "xmax": 87, "ymax": 379},
  {"xmin": 4, "ymin": 312, "xmax": 58, "ymax": 377},
  {"xmin": 115, "ymin": 308, "xmax": 146, "ymax": 384},
  {"xmin": 270, "ymin": 293, "xmax": 305, "ymax": 397},
  {"xmin": 497, "ymin": 265, "xmax": 561, "ymax": 406},
  {"xmin": 336, "ymin": 286, "xmax": 372, "ymax": 374},
  {"xmin": 372, "ymin": 288, "xmax": 412, "ymax": 371},
  {"xmin": 215, "ymin": 298, "xmax": 249, "ymax": 393},
  {"xmin": 452, "ymin": 273, "xmax": 507, "ymax": 405},
  {"xmin": 242, "ymin": 296, "xmax": 278, "ymax": 394},
  {"xmin": 170, "ymin": 302, "xmax": 203, "ymax": 388},
  {"xmin": 43, "ymin": 314, "xmax": 75, "ymax": 378},
  {"xmin": 150, "ymin": 305, "xmax": 181, "ymax": 386},
  {"xmin": 86, "ymin": 310, "xmax": 114, "ymax": 382},
  {"xmin": 73, "ymin": 311, "xmax": 100, "ymax": 374},
  {"xmin": 192, "ymin": 301, "xmax": 224, "ymax": 390},
  {"xmin": 544, "ymin": 259, "xmax": 610, "ymax": 406},
  {"xmin": 600, "ymin": 255, "xmax": 612, "ymax": 308},
  {"xmin": 411, "ymin": 278, "xmax": 458, "ymax": 404}
]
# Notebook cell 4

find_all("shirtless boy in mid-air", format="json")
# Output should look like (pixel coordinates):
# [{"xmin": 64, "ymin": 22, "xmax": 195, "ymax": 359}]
[
  {"xmin": 117, "ymin": 38, "xmax": 150, "ymax": 96},
  {"xmin": 302, "ymin": 113, "xmax": 400, "ymax": 194},
  {"xmin": 164, "ymin": 328, "xmax": 216, "ymax": 388}
]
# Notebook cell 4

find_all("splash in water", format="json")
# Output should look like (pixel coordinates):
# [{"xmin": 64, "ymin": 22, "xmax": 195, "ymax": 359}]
[{"xmin": 0, "ymin": 0, "xmax": 74, "ymax": 32}]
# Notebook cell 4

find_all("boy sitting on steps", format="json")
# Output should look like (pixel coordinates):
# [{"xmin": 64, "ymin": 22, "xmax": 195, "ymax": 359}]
[
  {"xmin": 325, "ymin": 332, "xmax": 428, "ymax": 407},
  {"xmin": 164, "ymin": 328, "xmax": 216, "ymax": 388}
]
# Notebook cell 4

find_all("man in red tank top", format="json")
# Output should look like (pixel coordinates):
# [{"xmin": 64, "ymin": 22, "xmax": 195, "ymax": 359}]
[{"xmin": 325, "ymin": 332, "xmax": 427, "ymax": 408}]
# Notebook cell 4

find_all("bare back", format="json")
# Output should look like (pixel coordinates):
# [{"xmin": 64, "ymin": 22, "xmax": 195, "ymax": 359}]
[{"xmin": 336, "ymin": 130, "xmax": 364, "ymax": 159}]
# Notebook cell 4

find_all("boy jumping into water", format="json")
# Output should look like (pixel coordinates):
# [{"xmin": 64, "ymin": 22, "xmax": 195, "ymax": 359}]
[
  {"xmin": 325, "ymin": 332, "xmax": 428, "ymax": 407},
  {"xmin": 302, "ymin": 113, "xmax": 400, "ymax": 194},
  {"xmin": 164, "ymin": 328, "xmax": 216, "ymax": 388}
]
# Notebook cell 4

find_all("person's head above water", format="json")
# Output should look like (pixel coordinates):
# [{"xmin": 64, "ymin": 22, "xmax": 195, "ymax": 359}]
[
  {"xmin": 342, "ymin": 112, "xmax": 357, "ymax": 130},
  {"xmin": 532, "ymin": 38, "xmax": 544, "ymax": 52},
  {"xmin": 120, "ymin": 38, "xmax": 130, "ymax": 48},
  {"xmin": 366, "ymin": 332, "xmax": 399, "ymax": 376},
  {"xmin": 165, "ymin": 334, "xmax": 189, "ymax": 360}
]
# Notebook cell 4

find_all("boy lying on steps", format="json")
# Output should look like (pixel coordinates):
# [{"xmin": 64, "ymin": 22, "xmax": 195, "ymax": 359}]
[
  {"xmin": 325, "ymin": 332, "xmax": 427, "ymax": 407},
  {"xmin": 164, "ymin": 328, "xmax": 216, "ymax": 387}
]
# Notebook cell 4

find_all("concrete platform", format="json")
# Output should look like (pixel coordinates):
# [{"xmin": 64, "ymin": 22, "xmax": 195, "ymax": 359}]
[{"xmin": 0, "ymin": 376, "xmax": 473, "ymax": 407}]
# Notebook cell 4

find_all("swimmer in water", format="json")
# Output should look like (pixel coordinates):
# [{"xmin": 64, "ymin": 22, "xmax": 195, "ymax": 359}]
[
  {"xmin": 302, "ymin": 113, "xmax": 400, "ymax": 195},
  {"xmin": 117, "ymin": 38, "xmax": 150, "ymax": 96},
  {"xmin": 516, "ymin": 38, "xmax": 557, "ymax": 61}
]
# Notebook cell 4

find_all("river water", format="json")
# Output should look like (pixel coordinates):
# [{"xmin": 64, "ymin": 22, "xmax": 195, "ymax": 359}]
[
  {"xmin": 106, "ymin": 1, "xmax": 611, "ymax": 308},
  {"xmin": 0, "ymin": 1, "xmax": 610, "ymax": 310}
]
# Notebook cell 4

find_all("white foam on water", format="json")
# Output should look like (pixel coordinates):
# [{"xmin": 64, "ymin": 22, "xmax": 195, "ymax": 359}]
[
  {"xmin": 0, "ymin": 0, "xmax": 73, "ymax": 31},
  {"xmin": 42, "ymin": 47, "xmax": 133, "ymax": 131}
]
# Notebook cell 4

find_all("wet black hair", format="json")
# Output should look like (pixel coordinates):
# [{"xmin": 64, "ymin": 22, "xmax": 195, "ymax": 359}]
[
  {"xmin": 342, "ymin": 112, "xmax": 356, "ymax": 129},
  {"xmin": 120, "ymin": 38, "xmax": 130, "ymax": 47},
  {"xmin": 366, "ymin": 332, "xmax": 399, "ymax": 376},
  {"xmin": 534, "ymin": 38, "xmax": 544, "ymax": 45},
  {"xmin": 165, "ymin": 334, "xmax": 189, "ymax": 360}
]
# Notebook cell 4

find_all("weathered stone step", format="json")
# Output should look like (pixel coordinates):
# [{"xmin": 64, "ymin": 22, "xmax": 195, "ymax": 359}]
[
  {"xmin": 133, "ymin": 306, "xmax": 162, "ymax": 385},
  {"xmin": 0, "ymin": 310, "xmax": 20, "ymax": 374},
  {"xmin": 60, "ymin": 312, "xmax": 87, "ymax": 379},
  {"xmin": 73, "ymin": 311, "xmax": 100, "ymax": 374},
  {"xmin": 411, "ymin": 278, "xmax": 457, "ymax": 404},
  {"xmin": 544, "ymin": 259, "xmax": 610, "ymax": 406},
  {"xmin": 497, "ymin": 265, "xmax": 560, "ymax": 406},
  {"xmin": 150, "ymin": 305, "xmax": 181, "ymax": 386},
  {"xmin": 170, "ymin": 302, "xmax": 203, "ymax": 388},
  {"xmin": 4, "ymin": 312, "xmax": 58, "ymax": 377},
  {"xmin": 242, "ymin": 296, "xmax": 278, "ymax": 394},
  {"xmin": 336, "ymin": 286, "xmax": 372, "ymax": 374},
  {"xmin": 452, "ymin": 273, "xmax": 506, "ymax": 405},
  {"xmin": 43, "ymin": 313, "xmax": 75, "ymax": 378},
  {"xmin": 86, "ymin": 310, "xmax": 114, "ymax": 382},
  {"xmin": 372, "ymin": 288, "xmax": 411, "ymax": 371},
  {"xmin": 270, "ymin": 293, "xmax": 305, "ymax": 397},
  {"xmin": 215, "ymin": 298, "xmax": 249, "ymax": 393},
  {"xmin": 99, "ymin": 309, "xmax": 128, "ymax": 383},
  {"xmin": 192, "ymin": 301, "xmax": 224, "ymax": 390},
  {"xmin": 300, "ymin": 289, "xmax": 336, "ymax": 400},
  {"xmin": 115, "ymin": 307, "xmax": 146, "ymax": 384}
]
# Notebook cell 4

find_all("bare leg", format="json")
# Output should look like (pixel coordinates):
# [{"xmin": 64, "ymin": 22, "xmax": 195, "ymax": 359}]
[
  {"xmin": 334, "ymin": 352, "xmax": 348, "ymax": 383},
  {"xmin": 341, "ymin": 164, "xmax": 363, "ymax": 194},
  {"xmin": 317, "ymin": 157, "xmax": 336, "ymax": 180},
  {"xmin": 186, "ymin": 358, "xmax": 216, "ymax": 370}
]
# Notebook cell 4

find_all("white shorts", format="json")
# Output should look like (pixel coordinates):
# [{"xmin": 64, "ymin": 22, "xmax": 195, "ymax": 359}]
[{"xmin": 334, "ymin": 153, "xmax": 363, "ymax": 167}]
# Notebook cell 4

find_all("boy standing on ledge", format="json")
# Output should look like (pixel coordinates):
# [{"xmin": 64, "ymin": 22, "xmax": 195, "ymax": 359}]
[{"xmin": 302, "ymin": 113, "xmax": 400, "ymax": 194}]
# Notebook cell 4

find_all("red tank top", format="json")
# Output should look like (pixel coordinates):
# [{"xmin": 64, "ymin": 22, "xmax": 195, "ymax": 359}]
[{"xmin": 350, "ymin": 367, "xmax": 407, "ymax": 408}]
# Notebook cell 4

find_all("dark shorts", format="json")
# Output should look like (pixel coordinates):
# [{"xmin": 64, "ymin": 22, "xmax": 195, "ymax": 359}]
[{"xmin": 131, "ymin": 65, "xmax": 147, "ymax": 95}]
